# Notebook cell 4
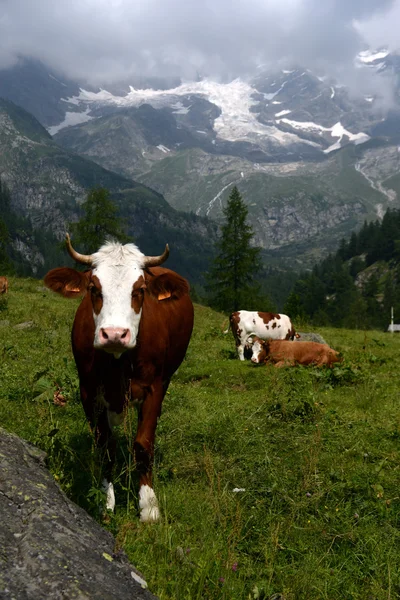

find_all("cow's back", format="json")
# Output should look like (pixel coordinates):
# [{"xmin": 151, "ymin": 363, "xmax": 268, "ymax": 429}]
[
  {"xmin": 269, "ymin": 340, "xmax": 338, "ymax": 365},
  {"xmin": 236, "ymin": 310, "xmax": 292, "ymax": 340}
]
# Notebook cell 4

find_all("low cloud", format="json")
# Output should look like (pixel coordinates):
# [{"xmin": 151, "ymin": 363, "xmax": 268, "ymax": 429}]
[{"xmin": 0, "ymin": 0, "xmax": 397, "ymax": 86}]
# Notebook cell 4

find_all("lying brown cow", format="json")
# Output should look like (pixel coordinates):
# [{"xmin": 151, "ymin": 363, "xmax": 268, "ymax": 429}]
[
  {"xmin": 250, "ymin": 337, "xmax": 341, "ymax": 367},
  {"xmin": 0, "ymin": 276, "xmax": 8, "ymax": 294}
]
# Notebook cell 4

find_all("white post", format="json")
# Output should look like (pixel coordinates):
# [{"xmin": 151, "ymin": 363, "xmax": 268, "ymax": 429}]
[{"xmin": 390, "ymin": 306, "xmax": 394, "ymax": 333}]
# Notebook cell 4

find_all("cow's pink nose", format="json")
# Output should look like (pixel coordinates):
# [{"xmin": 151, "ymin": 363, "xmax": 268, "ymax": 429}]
[
  {"xmin": 99, "ymin": 327, "xmax": 131, "ymax": 347},
  {"xmin": 251, "ymin": 357, "xmax": 257, "ymax": 363}
]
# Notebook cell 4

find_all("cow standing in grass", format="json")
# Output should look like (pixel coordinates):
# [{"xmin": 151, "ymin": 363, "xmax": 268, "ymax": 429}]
[
  {"xmin": 228, "ymin": 310, "xmax": 299, "ymax": 361},
  {"xmin": 250, "ymin": 337, "xmax": 341, "ymax": 367},
  {"xmin": 44, "ymin": 234, "xmax": 194, "ymax": 522},
  {"xmin": 0, "ymin": 276, "xmax": 8, "ymax": 294}
]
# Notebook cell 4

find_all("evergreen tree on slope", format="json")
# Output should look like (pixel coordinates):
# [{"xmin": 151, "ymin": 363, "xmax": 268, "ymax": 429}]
[
  {"xmin": 206, "ymin": 186, "xmax": 262, "ymax": 312},
  {"xmin": 69, "ymin": 187, "xmax": 130, "ymax": 253}
]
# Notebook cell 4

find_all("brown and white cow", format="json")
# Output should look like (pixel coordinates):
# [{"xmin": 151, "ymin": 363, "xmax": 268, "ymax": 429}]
[
  {"xmin": 0, "ymin": 276, "xmax": 8, "ymax": 294},
  {"xmin": 250, "ymin": 337, "xmax": 341, "ymax": 367},
  {"xmin": 44, "ymin": 234, "xmax": 194, "ymax": 521},
  {"xmin": 228, "ymin": 310, "xmax": 299, "ymax": 361}
]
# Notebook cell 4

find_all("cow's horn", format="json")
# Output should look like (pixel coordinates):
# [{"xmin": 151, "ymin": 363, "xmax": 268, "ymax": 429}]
[
  {"xmin": 143, "ymin": 244, "xmax": 170, "ymax": 267},
  {"xmin": 65, "ymin": 233, "xmax": 93, "ymax": 265}
]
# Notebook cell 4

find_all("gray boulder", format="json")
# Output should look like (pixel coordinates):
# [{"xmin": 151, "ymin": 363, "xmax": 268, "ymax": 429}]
[
  {"xmin": 296, "ymin": 332, "xmax": 327, "ymax": 345},
  {"xmin": 0, "ymin": 428, "xmax": 156, "ymax": 600}
]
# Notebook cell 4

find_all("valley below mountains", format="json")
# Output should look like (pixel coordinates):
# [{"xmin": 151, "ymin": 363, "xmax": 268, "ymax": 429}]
[{"xmin": 1, "ymin": 52, "xmax": 400, "ymax": 279}]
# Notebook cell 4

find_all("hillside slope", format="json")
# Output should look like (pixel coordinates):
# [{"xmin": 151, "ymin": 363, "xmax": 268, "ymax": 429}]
[{"xmin": 0, "ymin": 98, "xmax": 217, "ymax": 281}]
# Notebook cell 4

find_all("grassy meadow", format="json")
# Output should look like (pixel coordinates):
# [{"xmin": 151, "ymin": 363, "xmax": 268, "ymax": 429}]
[{"xmin": 0, "ymin": 277, "xmax": 400, "ymax": 599}]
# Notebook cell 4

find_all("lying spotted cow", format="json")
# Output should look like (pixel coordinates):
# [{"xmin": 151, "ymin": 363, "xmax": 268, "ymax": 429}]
[
  {"xmin": 250, "ymin": 337, "xmax": 341, "ymax": 367},
  {"xmin": 228, "ymin": 310, "xmax": 299, "ymax": 361}
]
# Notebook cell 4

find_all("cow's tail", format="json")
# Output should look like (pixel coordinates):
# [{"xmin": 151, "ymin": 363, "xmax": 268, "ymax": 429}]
[{"xmin": 223, "ymin": 319, "xmax": 231, "ymax": 334}]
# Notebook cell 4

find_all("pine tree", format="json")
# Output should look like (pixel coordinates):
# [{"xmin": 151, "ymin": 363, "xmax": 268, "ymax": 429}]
[
  {"xmin": 0, "ymin": 181, "xmax": 13, "ymax": 274},
  {"xmin": 205, "ymin": 186, "xmax": 262, "ymax": 312},
  {"xmin": 283, "ymin": 291, "xmax": 305, "ymax": 320},
  {"xmin": 0, "ymin": 216, "xmax": 12, "ymax": 273},
  {"xmin": 69, "ymin": 187, "xmax": 130, "ymax": 253}
]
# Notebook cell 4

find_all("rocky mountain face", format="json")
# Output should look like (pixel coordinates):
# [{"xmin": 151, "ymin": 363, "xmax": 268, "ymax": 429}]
[
  {"xmin": 1, "ymin": 51, "xmax": 400, "ymax": 270},
  {"xmin": 0, "ymin": 58, "xmax": 82, "ymax": 127},
  {"xmin": 0, "ymin": 97, "xmax": 217, "ymax": 281}
]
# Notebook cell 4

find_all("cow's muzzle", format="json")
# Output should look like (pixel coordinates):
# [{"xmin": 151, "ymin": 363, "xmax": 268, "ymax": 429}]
[{"xmin": 98, "ymin": 327, "xmax": 131, "ymax": 351}]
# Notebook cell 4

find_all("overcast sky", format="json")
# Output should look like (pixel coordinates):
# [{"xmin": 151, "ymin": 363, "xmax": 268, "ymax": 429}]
[{"xmin": 0, "ymin": 0, "xmax": 398, "ymax": 84}]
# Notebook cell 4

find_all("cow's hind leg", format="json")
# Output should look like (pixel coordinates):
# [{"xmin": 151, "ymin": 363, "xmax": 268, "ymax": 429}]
[
  {"xmin": 274, "ymin": 359, "xmax": 295, "ymax": 368},
  {"xmin": 134, "ymin": 381, "xmax": 164, "ymax": 522}
]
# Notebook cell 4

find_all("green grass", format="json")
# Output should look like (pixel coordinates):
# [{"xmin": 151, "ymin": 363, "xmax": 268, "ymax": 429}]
[{"xmin": 1, "ymin": 279, "xmax": 400, "ymax": 599}]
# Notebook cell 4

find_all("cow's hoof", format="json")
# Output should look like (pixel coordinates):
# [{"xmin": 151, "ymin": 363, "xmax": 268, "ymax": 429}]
[
  {"xmin": 139, "ymin": 485, "xmax": 160, "ymax": 522},
  {"xmin": 102, "ymin": 479, "xmax": 116, "ymax": 512}
]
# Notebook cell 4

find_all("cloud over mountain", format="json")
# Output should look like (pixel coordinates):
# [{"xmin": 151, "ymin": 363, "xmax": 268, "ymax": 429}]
[{"xmin": 0, "ymin": 0, "xmax": 397, "ymax": 84}]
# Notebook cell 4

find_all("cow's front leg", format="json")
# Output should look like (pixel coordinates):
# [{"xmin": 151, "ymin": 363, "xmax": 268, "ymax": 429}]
[
  {"xmin": 95, "ymin": 409, "xmax": 117, "ymax": 512},
  {"xmin": 237, "ymin": 344, "xmax": 245, "ymax": 361},
  {"xmin": 134, "ymin": 382, "xmax": 164, "ymax": 522},
  {"xmin": 80, "ymin": 383, "xmax": 117, "ymax": 511}
]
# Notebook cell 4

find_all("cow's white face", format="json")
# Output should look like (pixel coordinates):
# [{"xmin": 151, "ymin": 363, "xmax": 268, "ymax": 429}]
[
  {"xmin": 251, "ymin": 339, "xmax": 265, "ymax": 364},
  {"xmin": 90, "ymin": 243, "xmax": 146, "ymax": 356}
]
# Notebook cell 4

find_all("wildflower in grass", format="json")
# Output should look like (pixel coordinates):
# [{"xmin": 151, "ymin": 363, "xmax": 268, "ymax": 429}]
[
  {"xmin": 306, "ymin": 492, "xmax": 312, "ymax": 497},
  {"xmin": 354, "ymin": 513, "xmax": 359, "ymax": 519},
  {"xmin": 219, "ymin": 577, "xmax": 225, "ymax": 583},
  {"xmin": 232, "ymin": 562, "xmax": 238, "ymax": 572},
  {"xmin": 186, "ymin": 548, "xmax": 191, "ymax": 554}
]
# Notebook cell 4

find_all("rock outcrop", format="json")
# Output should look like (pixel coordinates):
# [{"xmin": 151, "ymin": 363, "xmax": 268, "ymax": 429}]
[{"xmin": 0, "ymin": 428, "xmax": 156, "ymax": 600}]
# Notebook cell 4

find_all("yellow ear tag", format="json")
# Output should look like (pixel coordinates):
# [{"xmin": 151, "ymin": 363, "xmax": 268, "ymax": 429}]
[{"xmin": 158, "ymin": 291, "xmax": 171, "ymax": 300}]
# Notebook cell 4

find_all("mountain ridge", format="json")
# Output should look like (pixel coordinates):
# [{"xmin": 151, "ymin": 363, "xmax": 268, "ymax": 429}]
[{"xmin": 0, "ymin": 96, "xmax": 218, "ymax": 282}]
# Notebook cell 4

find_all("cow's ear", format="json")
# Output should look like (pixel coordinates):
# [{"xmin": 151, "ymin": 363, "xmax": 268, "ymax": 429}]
[
  {"xmin": 44, "ymin": 268, "xmax": 90, "ymax": 298},
  {"xmin": 146, "ymin": 272, "xmax": 190, "ymax": 301}
]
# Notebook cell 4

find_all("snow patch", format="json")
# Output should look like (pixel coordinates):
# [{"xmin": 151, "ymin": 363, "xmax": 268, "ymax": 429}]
[
  {"xmin": 206, "ymin": 181, "xmax": 236, "ymax": 216},
  {"xmin": 67, "ymin": 79, "xmax": 317, "ymax": 148},
  {"xmin": 275, "ymin": 109, "xmax": 291, "ymax": 117},
  {"xmin": 157, "ymin": 144, "xmax": 170, "ymax": 153},
  {"xmin": 376, "ymin": 203, "xmax": 385, "ymax": 219},
  {"xmin": 48, "ymin": 108, "xmax": 94, "ymax": 135},
  {"xmin": 358, "ymin": 49, "xmax": 389, "ymax": 64},
  {"xmin": 276, "ymin": 118, "xmax": 370, "ymax": 153},
  {"xmin": 263, "ymin": 81, "xmax": 287, "ymax": 100},
  {"xmin": 171, "ymin": 101, "xmax": 190, "ymax": 115},
  {"xmin": 48, "ymin": 73, "xmax": 67, "ymax": 87}
]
